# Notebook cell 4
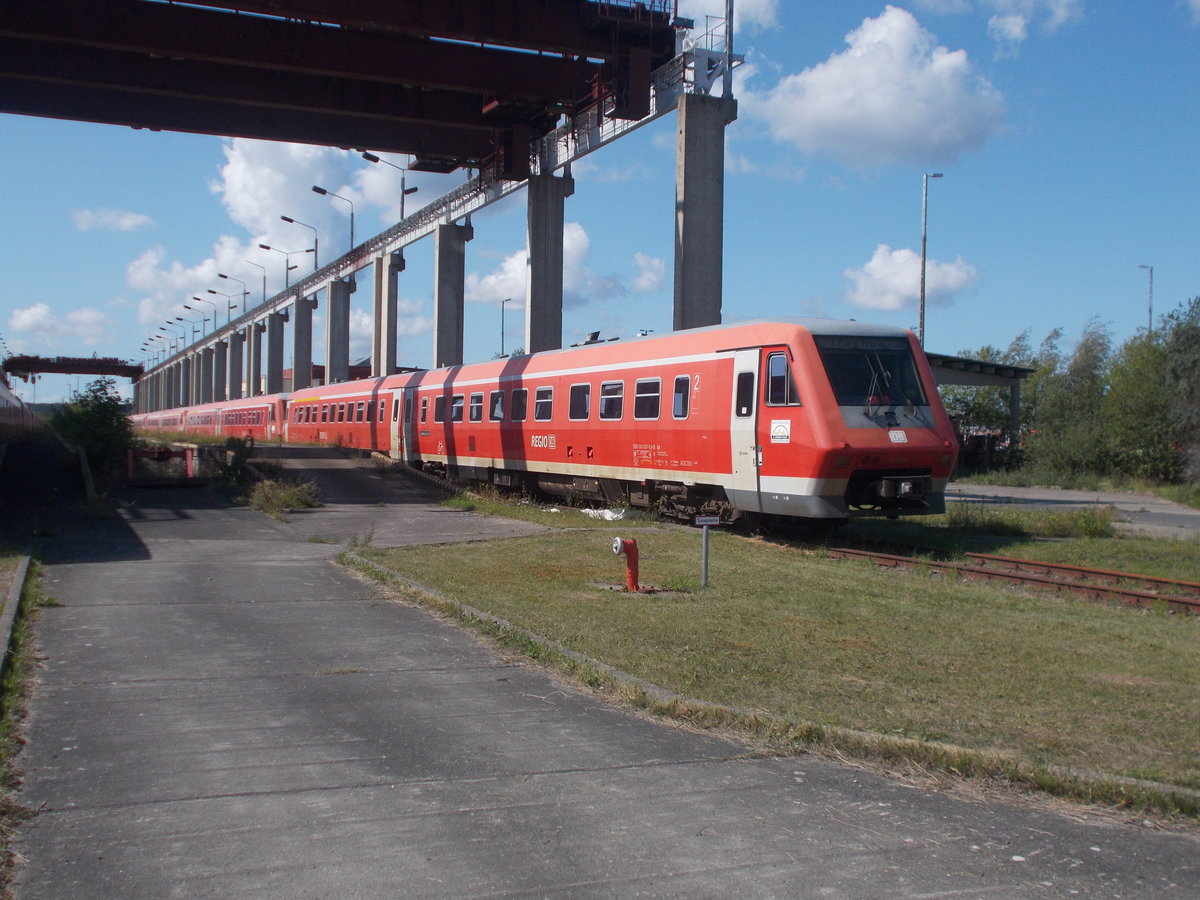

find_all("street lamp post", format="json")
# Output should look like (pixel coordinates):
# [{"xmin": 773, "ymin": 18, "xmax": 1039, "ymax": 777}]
[
  {"xmin": 918, "ymin": 172, "xmax": 943, "ymax": 348},
  {"xmin": 312, "ymin": 185, "xmax": 355, "ymax": 251},
  {"xmin": 241, "ymin": 261, "xmax": 267, "ymax": 306},
  {"xmin": 1138, "ymin": 264, "xmax": 1154, "ymax": 334},
  {"xmin": 206, "ymin": 290, "xmax": 239, "ymax": 324},
  {"xmin": 499, "ymin": 298, "xmax": 510, "ymax": 356},
  {"xmin": 159, "ymin": 323, "xmax": 184, "ymax": 352},
  {"xmin": 361, "ymin": 152, "xmax": 419, "ymax": 219},
  {"xmin": 218, "ymin": 273, "xmax": 250, "ymax": 314},
  {"xmin": 187, "ymin": 296, "xmax": 218, "ymax": 328},
  {"xmin": 280, "ymin": 215, "xmax": 319, "ymax": 269},
  {"xmin": 176, "ymin": 315, "xmax": 208, "ymax": 341},
  {"xmin": 258, "ymin": 243, "xmax": 313, "ymax": 288}
]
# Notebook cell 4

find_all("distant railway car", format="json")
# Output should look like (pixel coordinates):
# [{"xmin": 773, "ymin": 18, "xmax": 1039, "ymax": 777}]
[
  {"xmin": 131, "ymin": 395, "xmax": 285, "ymax": 443},
  {"xmin": 0, "ymin": 376, "xmax": 35, "ymax": 442},
  {"xmin": 130, "ymin": 319, "xmax": 958, "ymax": 525},
  {"xmin": 286, "ymin": 377, "xmax": 393, "ymax": 451}
]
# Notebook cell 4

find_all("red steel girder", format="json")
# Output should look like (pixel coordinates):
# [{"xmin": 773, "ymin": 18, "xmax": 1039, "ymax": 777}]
[
  {"xmin": 0, "ymin": 0, "xmax": 600, "ymax": 104},
  {"xmin": 174, "ymin": 0, "xmax": 678, "ymax": 61},
  {"xmin": 0, "ymin": 80, "xmax": 501, "ymax": 161}
]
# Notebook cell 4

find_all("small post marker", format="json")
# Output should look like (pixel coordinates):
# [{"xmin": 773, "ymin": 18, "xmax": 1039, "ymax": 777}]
[{"xmin": 694, "ymin": 516, "xmax": 720, "ymax": 589}]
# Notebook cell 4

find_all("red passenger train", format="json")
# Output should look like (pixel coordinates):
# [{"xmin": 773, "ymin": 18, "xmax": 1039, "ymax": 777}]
[
  {"xmin": 131, "ymin": 320, "xmax": 958, "ymax": 524},
  {"xmin": 0, "ymin": 374, "xmax": 36, "ymax": 442}
]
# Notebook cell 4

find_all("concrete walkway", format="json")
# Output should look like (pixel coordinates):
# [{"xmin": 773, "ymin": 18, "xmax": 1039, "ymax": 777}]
[{"xmin": 9, "ymin": 448, "xmax": 1199, "ymax": 897}]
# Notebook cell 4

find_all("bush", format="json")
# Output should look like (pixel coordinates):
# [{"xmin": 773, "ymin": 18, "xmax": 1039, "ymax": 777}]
[{"xmin": 48, "ymin": 378, "xmax": 134, "ymax": 485}]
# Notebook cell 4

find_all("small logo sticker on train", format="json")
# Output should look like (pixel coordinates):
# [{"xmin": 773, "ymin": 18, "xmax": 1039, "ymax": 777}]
[
  {"xmin": 770, "ymin": 420, "xmax": 791, "ymax": 444},
  {"xmin": 888, "ymin": 430, "xmax": 908, "ymax": 443}
]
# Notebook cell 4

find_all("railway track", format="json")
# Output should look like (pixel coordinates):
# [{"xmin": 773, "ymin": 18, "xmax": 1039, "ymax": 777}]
[{"xmin": 825, "ymin": 546, "xmax": 1200, "ymax": 615}]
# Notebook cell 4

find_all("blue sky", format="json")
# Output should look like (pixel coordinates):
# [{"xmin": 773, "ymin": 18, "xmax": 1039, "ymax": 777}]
[{"xmin": 3, "ymin": 1, "xmax": 1199, "ymax": 403}]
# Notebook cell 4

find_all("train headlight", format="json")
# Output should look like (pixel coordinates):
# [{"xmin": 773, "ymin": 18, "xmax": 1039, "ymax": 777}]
[
  {"xmin": 939, "ymin": 453, "xmax": 952, "ymax": 466},
  {"xmin": 835, "ymin": 454, "xmax": 851, "ymax": 468}
]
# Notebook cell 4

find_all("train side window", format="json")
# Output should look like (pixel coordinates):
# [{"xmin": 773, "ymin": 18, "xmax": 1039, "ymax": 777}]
[
  {"xmin": 469, "ymin": 392, "xmax": 483, "ymax": 422},
  {"xmin": 365, "ymin": 401, "xmax": 374, "ymax": 423},
  {"xmin": 394, "ymin": 398, "xmax": 401, "ymax": 422},
  {"xmin": 489, "ymin": 390, "xmax": 504, "ymax": 422},
  {"xmin": 379, "ymin": 399, "xmax": 387, "ymax": 422},
  {"xmin": 420, "ymin": 397, "xmax": 428, "ymax": 423},
  {"xmin": 356, "ymin": 401, "xmax": 366, "ymax": 422},
  {"xmin": 434, "ymin": 396, "xmax": 446, "ymax": 423},
  {"xmin": 511, "ymin": 388, "xmax": 528, "ymax": 422},
  {"xmin": 735, "ymin": 372, "xmax": 755, "ymax": 418},
  {"xmin": 766, "ymin": 352, "xmax": 801, "ymax": 406},
  {"xmin": 635, "ymin": 379, "xmax": 661, "ymax": 420},
  {"xmin": 534, "ymin": 387, "xmax": 553, "ymax": 421},
  {"xmin": 338, "ymin": 403, "xmax": 347, "ymax": 423},
  {"xmin": 569, "ymin": 384, "xmax": 590, "ymax": 420},
  {"xmin": 450, "ymin": 395, "xmax": 465, "ymax": 423},
  {"xmin": 599, "ymin": 381, "xmax": 623, "ymax": 420},
  {"xmin": 673, "ymin": 375, "xmax": 690, "ymax": 419}
]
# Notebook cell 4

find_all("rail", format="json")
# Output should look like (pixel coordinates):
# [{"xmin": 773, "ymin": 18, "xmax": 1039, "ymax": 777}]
[{"xmin": 825, "ymin": 547, "xmax": 1200, "ymax": 615}]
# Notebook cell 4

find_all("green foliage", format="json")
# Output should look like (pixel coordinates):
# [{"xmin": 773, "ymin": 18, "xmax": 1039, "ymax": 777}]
[
  {"xmin": 48, "ymin": 377, "xmax": 134, "ymax": 481},
  {"xmin": 1025, "ymin": 320, "xmax": 1112, "ymax": 477},
  {"xmin": 1162, "ymin": 296, "xmax": 1200, "ymax": 479},
  {"xmin": 1102, "ymin": 333, "xmax": 1184, "ymax": 480}
]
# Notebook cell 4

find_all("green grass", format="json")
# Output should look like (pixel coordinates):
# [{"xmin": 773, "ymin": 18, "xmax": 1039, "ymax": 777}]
[{"xmin": 354, "ymin": 517, "xmax": 1200, "ymax": 815}]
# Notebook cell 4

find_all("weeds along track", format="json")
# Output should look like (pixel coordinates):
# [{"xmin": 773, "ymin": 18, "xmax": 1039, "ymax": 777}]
[{"xmin": 824, "ymin": 546, "xmax": 1200, "ymax": 615}]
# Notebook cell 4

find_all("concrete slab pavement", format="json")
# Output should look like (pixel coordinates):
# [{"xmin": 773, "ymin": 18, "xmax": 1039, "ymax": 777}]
[{"xmin": 10, "ymin": 449, "xmax": 1199, "ymax": 897}]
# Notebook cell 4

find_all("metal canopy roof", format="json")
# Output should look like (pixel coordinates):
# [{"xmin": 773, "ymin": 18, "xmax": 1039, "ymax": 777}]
[{"xmin": 0, "ymin": 0, "xmax": 679, "ymax": 177}]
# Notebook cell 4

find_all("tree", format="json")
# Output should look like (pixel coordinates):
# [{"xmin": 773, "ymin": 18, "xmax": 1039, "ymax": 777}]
[
  {"xmin": 49, "ymin": 377, "xmax": 134, "ymax": 481},
  {"xmin": 1103, "ymin": 332, "xmax": 1183, "ymax": 480},
  {"xmin": 1025, "ymin": 321, "xmax": 1111, "ymax": 478},
  {"xmin": 1162, "ymin": 296, "xmax": 1200, "ymax": 479}
]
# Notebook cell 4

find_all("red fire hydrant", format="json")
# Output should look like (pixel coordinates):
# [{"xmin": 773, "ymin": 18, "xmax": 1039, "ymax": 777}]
[{"xmin": 612, "ymin": 537, "xmax": 640, "ymax": 593}]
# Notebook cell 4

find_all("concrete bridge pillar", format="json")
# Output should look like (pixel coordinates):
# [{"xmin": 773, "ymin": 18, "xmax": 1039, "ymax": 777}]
[
  {"xmin": 325, "ymin": 279, "xmax": 354, "ymax": 384},
  {"xmin": 673, "ymin": 93, "xmax": 737, "ymax": 331},
  {"xmin": 433, "ymin": 222, "xmax": 473, "ymax": 368},
  {"xmin": 266, "ymin": 310, "xmax": 286, "ymax": 395},
  {"xmin": 525, "ymin": 171, "xmax": 574, "ymax": 353},
  {"xmin": 191, "ymin": 353, "xmax": 202, "ymax": 406},
  {"xmin": 373, "ymin": 251, "xmax": 404, "ymax": 376},
  {"xmin": 291, "ymin": 294, "xmax": 314, "ymax": 391},
  {"xmin": 248, "ymin": 321, "xmax": 264, "ymax": 397},
  {"xmin": 200, "ymin": 347, "xmax": 214, "ymax": 404},
  {"xmin": 227, "ymin": 329, "xmax": 244, "ymax": 400},
  {"xmin": 213, "ymin": 341, "xmax": 228, "ymax": 402},
  {"xmin": 179, "ymin": 356, "xmax": 191, "ymax": 408}
]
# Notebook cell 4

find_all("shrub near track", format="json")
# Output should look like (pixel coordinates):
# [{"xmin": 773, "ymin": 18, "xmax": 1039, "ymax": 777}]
[{"xmin": 355, "ymin": 512, "xmax": 1200, "ymax": 815}]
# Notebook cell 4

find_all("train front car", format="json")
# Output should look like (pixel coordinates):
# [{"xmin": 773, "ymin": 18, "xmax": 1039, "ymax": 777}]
[{"xmin": 763, "ymin": 320, "xmax": 957, "ymax": 521}]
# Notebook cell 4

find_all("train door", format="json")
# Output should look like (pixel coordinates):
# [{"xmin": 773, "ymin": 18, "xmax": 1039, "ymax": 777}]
[
  {"xmin": 728, "ymin": 349, "xmax": 762, "ymax": 513},
  {"xmin": 395, "ymin": 386, "xmax": 419, "ymax": 463}
]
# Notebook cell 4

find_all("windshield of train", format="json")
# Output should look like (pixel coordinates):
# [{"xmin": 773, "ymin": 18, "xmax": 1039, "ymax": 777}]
[{"xmin": 814, "ymin": 335, "xmax": 928, "ymax": 408}]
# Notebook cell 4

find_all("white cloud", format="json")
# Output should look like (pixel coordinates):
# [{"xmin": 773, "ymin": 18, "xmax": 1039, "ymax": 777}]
[
  {"xmin": 916, "ymin": 0, "xmax": 1084, "ymax": 54},
  {"xmin": 465, "ymin": 223, "xmax": 629, "ymax": 310},
  {"xmin": 988, "ymin": 13, "xmax": 1029, "ymax": 57},
  {"xmin": 9, "ymin": 302, "xmax": 112, "ymax": 346},
  {"xmin": 71, "ymin": 208, "xmax": 153, "ymax": 232},
  {"xmin": 842, "ymin": 243, "xmax": 978, "ymax": 311},
  {"xmin": 746, "ymin": 7, "xmax": 1006, "ymax": 169},
  {"xmin": 679, "ymin": 0, "xmax": 780, "ymax": 32},
  {"xmin": 1188, "ymin": 0, "xmax": 1200, "ymax": 24},
  {"xmin": 632, "ymin": 252, "xmax": 666, "ymax": 293}
]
